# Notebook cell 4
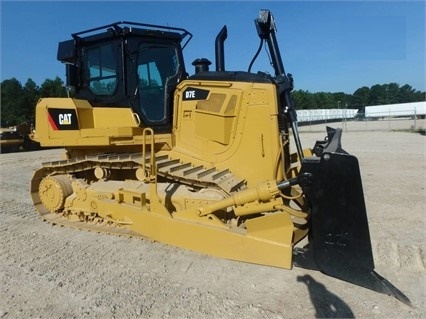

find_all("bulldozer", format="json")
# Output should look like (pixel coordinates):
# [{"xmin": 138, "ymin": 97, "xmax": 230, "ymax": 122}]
[
  {"xmin": 30, "ymin": 10, "xmax": 411, "ymax": 305},
  {"xmin": 1, "ymin": 122, "xmax": 39, "ymax": 153}
]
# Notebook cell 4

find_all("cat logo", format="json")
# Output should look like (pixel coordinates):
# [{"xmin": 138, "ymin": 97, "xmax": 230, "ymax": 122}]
[
  {"xmin": 59, "ymin": 113, "xmax": 72, "ymax": 125},
  {"xmin": 47, "ymin": 108, "xmax": 79, "ymax": 130}
]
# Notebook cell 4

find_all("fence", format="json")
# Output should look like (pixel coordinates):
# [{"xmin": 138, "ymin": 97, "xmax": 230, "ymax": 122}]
[
  {"xmin": 297, "ymin": 109, "xmax": 425, "ymax": 133},
  {"xmin": 297, "ymin": 108, "xmax": 358, "ymax": 123}
]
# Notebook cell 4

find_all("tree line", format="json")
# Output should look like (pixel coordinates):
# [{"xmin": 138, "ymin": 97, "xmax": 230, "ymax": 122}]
[
  {"xmin": 292, "ymin": 83, "xmax": 425, "ymax": 110},
  {"xmin": 1, "ymin": 77, "xmax": 67, "ymax": 127},
  {"xmin": 1, "ymin": 77, "xmax": 425, "ymax": 127}
]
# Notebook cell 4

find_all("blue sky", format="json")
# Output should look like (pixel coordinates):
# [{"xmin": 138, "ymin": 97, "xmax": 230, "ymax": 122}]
[{"xmin": 1, "ymin": 1, "xmax": 425, "ymax": 94}]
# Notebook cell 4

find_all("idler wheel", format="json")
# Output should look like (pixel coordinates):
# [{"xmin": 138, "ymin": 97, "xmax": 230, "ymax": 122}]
[{"xmin": 38, "ymin": 175, "xmax": 73, "ymax": 212}]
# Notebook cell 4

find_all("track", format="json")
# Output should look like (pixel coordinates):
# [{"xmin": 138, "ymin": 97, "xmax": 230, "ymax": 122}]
[
  {"xmin": 36, "ymin": 152, "xmax": 245, "ymax": 192},
  {"xmin": 30, "ymin": 151, "xmax": 245, "ymax": 239}
]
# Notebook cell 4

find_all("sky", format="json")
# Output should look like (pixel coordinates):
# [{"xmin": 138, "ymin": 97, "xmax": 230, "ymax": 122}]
[{"xmin": 1, "ymin": 0, "xmax": 425, "ymax": 94}]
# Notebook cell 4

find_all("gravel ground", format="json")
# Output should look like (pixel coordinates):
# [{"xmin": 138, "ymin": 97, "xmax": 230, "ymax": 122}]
[{"xmin": 0, "ymin": 128, "xmax": 424, "ymax": 319}]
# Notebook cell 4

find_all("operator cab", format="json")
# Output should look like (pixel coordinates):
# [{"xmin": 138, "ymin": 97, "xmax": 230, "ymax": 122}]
[{"xmin": 57, "ymin": 22, "xmax": 192, "ymax": 132}]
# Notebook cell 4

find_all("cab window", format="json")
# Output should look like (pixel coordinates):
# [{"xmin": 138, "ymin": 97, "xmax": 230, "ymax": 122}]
[
  {"xmin": 138, "ymin": 44, "xmax": 178, "ymax": 122},
  {"xmin": 85, "ymin": 43, "xmax": 118, "ymax": 95}
]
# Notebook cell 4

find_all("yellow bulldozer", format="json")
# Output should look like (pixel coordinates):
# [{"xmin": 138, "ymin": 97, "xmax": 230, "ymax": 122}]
[
  {"xmin": 30, "ymin": 10, "xmax": 410, "ymax": 305},
  {"xmin": 1, "ymin": 122, "xmax": 39, "ymax": 153}
]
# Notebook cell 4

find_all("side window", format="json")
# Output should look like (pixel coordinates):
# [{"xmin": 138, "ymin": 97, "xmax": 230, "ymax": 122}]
[
  {"xmin": 138, "ymin": 62, "xmax": 162, "ymax": 88},
  {"xmin": 86, "ymin": 44, "xmax": 117, "ymax": 95},
  {"xmin": 137, "ymin": 45, "xmax": 178, "ymax": 123}
]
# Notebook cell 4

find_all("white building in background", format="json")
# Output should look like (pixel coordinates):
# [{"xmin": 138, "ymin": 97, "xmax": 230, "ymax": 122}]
[
  {"xmin": 296, "ymin": 101, "xmax": 426, "ymax": 123},
  {"xmin": 297, "ymin": 108, "xmax": 357, "ymax": 122},
  {"xmin": 358, "ymin": 101, "xmax": 426, "ymax": 119}
]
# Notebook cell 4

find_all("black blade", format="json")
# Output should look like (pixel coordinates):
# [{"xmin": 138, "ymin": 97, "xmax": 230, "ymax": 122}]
[
  {"xmin": 300, "ymin": 151, "xmax": 375, "ymax": 271},
  {"xmin": 296, "ymin": 128, "xmax": 411, "ymax": 306}
]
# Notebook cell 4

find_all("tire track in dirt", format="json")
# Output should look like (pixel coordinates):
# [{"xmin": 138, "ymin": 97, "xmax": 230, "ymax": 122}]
[
  {"xmin": 371, "ymin": 240, "xmax": 425, "ymax": 272},
  {"xmin": 0, "ymin": 201, "xmax": 36, "ymax": 220}
]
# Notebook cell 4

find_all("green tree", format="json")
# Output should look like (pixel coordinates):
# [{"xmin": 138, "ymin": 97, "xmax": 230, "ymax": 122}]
[
  {"xmin": 369, "ymin": 84, "xmax": 387, "ymax": 105},
  {"xmin": 332, "ymin": 92, "xmax": 350, "ymax": 109},
  {"xmin": 397, "ymin": 84, "xmax": 416, "ymax": 103},
  {"xmin": 1, "ymin": 78, "xmax": 26, "ymax": 126},
  {"xmin": 412, "ymin": 90, "xmax": 425, "ymax": 102},
  {"xmin": 22, "ymin": 78, "xmax": 40, "ymax": 123},
  {"xmin": 39, "ymin": 76, "xmax": 67, "ymax": 97},
  {"xmin": 313, "ymin": 92, "xmax": 334, "ymax": 109},
  {"xmin": 385, "ymin": 82, "xmax": 400, "ymax": 104},
  {"xmin": 292, "ymin": 90, "xmax": 316, "ymax": 109},
  {"xmin": 352, "ymin": 86, "xmax": 370, "ymax": 108}
]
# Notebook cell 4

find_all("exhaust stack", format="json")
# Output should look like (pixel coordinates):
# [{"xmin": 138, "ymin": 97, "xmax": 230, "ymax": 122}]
[{"xmin": 215, "ymin": 26, "xmax": 227, "ymax": 71}]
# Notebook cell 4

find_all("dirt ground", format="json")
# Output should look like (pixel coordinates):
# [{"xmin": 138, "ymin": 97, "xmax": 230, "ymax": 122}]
[{"xmin": 0, "ymin": 126, "xmax": 424, "ymax": 319}]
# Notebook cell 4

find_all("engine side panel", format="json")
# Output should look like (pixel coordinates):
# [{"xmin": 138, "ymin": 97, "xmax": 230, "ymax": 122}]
[
  {"xmin": 33, "ymin": 97, "xmax": 172, "ymax": 151},
  {"xmin": 171, "ymin": 80, "xmax": 284, "ymax": 187}
]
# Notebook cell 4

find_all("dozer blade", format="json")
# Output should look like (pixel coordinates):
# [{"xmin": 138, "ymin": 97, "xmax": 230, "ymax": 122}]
[{"xmin": 294, "ymin": 128, "xmax": 411, "ymax": 306}]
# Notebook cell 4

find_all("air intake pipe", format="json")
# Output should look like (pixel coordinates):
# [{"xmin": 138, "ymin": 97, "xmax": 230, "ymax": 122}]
[
  {"xmin": 192, "ymin": 58, "xmax": 212, "ymax": 74},
  {"xmin": 215, "ymin": 26, "xmax": 227, "ymax": 71}
]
